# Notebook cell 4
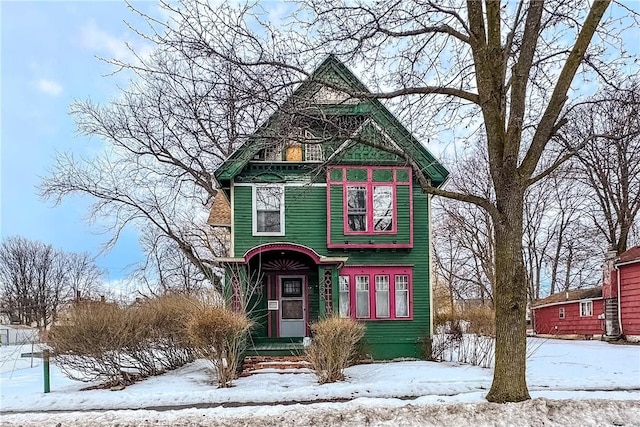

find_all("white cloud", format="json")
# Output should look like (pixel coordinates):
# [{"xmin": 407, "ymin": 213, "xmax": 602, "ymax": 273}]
[
  {"xmin": 77, "ymin": 20, "xmax": 152, "ymax": 65},
  {"xmin": 36, "ymin": 78, "xmax": 63, "ymax": 96}
]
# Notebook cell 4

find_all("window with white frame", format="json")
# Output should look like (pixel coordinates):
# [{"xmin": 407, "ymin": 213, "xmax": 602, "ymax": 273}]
[
  {"xmin": 375, "ymin": 275, "xmax": 390, "ymax": 318},
  {"xmin": 580, "ymin": 301, "xmax": 593, "ymax": 317},
  {"xmin": 355, "ymin": 275, "xmax": 370, "ymax": 318},
  {"xmin": 253, "ymin": 185, "xmax": 284, "ymax": 235},
  {"xmin": 395, "ymin": 275, "xmax": 410, "ymax": 318},
  {"xmin": 559, "ymin": 307, "xmax": 565, "ymax": 319},
  {"xmin": 304, "ymin": 143, "xmax": 324, "ymax": 162},
  {"xmin": 339, "ymin": 276, "xmax": 350, "ymax": 318},
  {"xmin": 339, "ymin": 266, "xmax": 412, "ymax": 320}
]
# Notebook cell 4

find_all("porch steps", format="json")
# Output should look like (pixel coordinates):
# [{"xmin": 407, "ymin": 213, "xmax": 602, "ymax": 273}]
[
  {"xmin": 244, "ymin": 341, "xmax": 305, "ymax": 357},
  {"xmin": 240, "ymin": 355, "xmax": 311, "ymax": 377}
]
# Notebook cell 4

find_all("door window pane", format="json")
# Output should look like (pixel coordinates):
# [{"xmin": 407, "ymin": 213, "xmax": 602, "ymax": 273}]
[{"xmin": 282, "ymin": 279, "xmax": 302, "ymax": 297}]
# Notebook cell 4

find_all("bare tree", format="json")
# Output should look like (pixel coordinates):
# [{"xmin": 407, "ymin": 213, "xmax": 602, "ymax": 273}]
[
  {"xmin": 40, "ymin": 18, "xmax": 274, "ymax": 291},
  {"xmin": 0, "ymin": 237, "xmax": 104, "ymax": 327},
  {"xmin": 565, "ymin": 79, "xmax": 640, "ymax": 255}
]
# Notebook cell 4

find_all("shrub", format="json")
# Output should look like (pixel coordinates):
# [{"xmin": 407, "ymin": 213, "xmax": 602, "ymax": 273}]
[
  {"xmin": 48, "ymin": 295, "xmax": 203, "ymax": 388},
  {"xmin": 48, "ymin": 301, "xmax": 141, "ymax": 386},
  {"xmin": 306, "ymin": 316, "xmax": 365, "ymax": 384},
  {"xmin": 131, "ymin": 294, "xmax": 199, "ymax": 372},
  {"xmin": 186, "ymin": 306, "xmax": 252, "ymax": 388}
]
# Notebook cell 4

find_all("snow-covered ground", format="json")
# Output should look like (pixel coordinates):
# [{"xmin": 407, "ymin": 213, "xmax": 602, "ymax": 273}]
[{"xmin": 1, "ymin": 338, "xmax": 639, "ymax": 426}]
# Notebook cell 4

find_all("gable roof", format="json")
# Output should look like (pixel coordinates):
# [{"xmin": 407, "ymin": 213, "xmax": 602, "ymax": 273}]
[
  {"xmin": 207, "ymin": 191, "xmax": 231, "ymax": 227},
  {"xmin": 214, "ymin": 55, "xmax": 449, "ymax": 188},
  {"xmin": 617, "ymin": 246, "xmax": 640, "ymax": 264},
  {"xmin": 532, "ymin": 287, "xmax": 602, "ymax": 308}
]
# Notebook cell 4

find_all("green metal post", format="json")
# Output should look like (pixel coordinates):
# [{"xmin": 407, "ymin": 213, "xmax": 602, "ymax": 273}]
[{"xmin": 43, "ymin": 349, "xmax": 50, "ymax": 393}]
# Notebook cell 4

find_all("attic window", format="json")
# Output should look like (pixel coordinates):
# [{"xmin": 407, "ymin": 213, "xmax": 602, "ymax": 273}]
[
  {"xmin": 256, "ymin": 129, "xmax": 324, "ymax": 162},
  {"xmin": 313, "ymin": 86, "xmax": 358, "ymax": 105},
  {"xmin": 264, "ymin": 143, "xmax": 283, "ymax": 161},
  {"xmin": 305, "ymin": 143, "xmax": 324, "ymax": 162}
]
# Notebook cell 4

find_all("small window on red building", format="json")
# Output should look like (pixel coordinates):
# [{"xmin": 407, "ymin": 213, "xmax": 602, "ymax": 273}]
[
  {"xmin": 559, "ymin": 307, "xmax": 565, "ymax": 319},
  {"xmin": 580, "ymin": 301, "xmax": 593, "ymax": 317}
]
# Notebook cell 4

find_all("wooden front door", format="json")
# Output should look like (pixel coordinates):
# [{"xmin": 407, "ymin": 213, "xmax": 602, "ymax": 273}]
[{"xmin": 279, "ymin": 276, "xmax": 306, "ymax": 337}]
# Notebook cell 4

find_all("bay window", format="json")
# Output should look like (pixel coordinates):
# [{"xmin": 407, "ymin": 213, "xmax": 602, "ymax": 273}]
[{"xmin": 339, "ymin": 266, "xmax": 413, "ymax": 320}]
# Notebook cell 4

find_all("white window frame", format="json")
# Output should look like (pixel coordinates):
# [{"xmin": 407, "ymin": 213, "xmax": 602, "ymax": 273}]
[
  {"xmin": 304, "ymin": 143, "xmax": 324, "ymax": 162},
  {"xmin": 375, "ymin": 275, "xmax": 390, "ymax": 318},
  {"xmin": 559, "ymin": 307, "xmax": 565, "ymax": 319},
  {"xmin": 579, "ymin": 301, "xmax": 593, "ymax": 317},
  {"xmin": 395, "ymin": 275, "xmax": 410, "ymax": 318},
  {"xmin": 338, "ymin": 276, "xmax": 350, "ymax": 318},
  {"xmin": 252, "ymin": 184, "xmax": 285, "ymax": 236},
  {"xmin": 355, "ymin": 275, "xmax": 370, "ymax": 319}
]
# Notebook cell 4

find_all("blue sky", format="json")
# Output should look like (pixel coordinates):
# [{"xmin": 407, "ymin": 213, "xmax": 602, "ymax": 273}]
[
  {"xmin": 1, "ymin": 1, "xmax": 158, "ymax": 282},
  {"xmin": 1, "ymin": 1, "xmax": 637, "ymax": 286}
]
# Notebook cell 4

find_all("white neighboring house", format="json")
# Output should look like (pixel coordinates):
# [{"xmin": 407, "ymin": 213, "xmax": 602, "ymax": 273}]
[{"xmin": 0, "ymin": 325, "xmax": 38, "ymax": 346}]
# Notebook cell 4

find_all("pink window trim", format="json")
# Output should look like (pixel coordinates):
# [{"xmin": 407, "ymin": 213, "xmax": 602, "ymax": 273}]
[
  {"xmin": 326, "ymin": 167, "xmax": 413, "ymax": 248},
  {"xmin": 338, "ymin": 265, "xmax": 413, "ymax": 321}
]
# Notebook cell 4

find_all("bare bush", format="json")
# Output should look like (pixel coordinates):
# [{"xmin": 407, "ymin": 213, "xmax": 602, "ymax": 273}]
[
  {"xmin": 186, "ymin": 306, "xmax": 252, "ymax": 388},
  {"xmin": 306, "ymin": 316, "xmax": 366, "ymax": 384},
  {"xmin": 130, "ymin": 295, "xmax": 199, "ymax": 373},
  {"xmin": 48, "ymin": 295, "xmax": 202, "ymax": 387},
  {"xmin": 432, "ymin": 306, "xmax": 496, "ymax": 368},
  {"xmin": 48, "ymin": 302, "xmax": 139, "ymax": 386}
]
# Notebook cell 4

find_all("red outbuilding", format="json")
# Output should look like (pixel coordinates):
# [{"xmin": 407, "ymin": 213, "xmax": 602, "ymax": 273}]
[{"xmin": 532, "ymin": 246, "xmax": 640, "ymax": 341}]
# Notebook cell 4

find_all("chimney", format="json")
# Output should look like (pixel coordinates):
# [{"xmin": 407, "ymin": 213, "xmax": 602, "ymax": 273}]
[{"xmin": 602, "ymin": 248, "xmax": 618, "ymax": 299}]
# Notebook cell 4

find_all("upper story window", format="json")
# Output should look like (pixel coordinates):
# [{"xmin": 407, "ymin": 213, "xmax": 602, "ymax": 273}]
[
  {"xmin": 254, "ymin": 130, "xmax": 324, "ymax": 162},
  {"xmin": 559, "ymin": 307, "xmax": 565, "ymax": 319},
  {"xmin": 347, "ymin": 186, "xmax": 367, "ymax": 231},
  {"xmin": 253, "ymin": 185, "xmax": 285, "ymax": 236},
  {"xmin": 326, "ymin": 166, "xmax": 413, "ymax": 248},
  {"xmin": 340, "ymin": 170, "xmax": 397, "ymax": 235}
]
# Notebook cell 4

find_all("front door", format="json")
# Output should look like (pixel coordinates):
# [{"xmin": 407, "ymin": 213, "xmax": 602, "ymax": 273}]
[{"xmin": 279, "ymin": 276, "xmax": 306, "ymax": 337}]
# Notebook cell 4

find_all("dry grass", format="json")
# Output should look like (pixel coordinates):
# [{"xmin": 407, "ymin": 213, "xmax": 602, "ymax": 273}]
[
  {"xmin": 306, "ymin": 316, "xmax": 365, "ymax": 384},
  {"xmin": 186, "ymin": 306, "xmax": 252, "ymax": 388}
]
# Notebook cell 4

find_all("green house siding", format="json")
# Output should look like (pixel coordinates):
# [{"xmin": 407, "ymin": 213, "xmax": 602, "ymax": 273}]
[
  {"xmin": 232, "ymin": 178, "xmax": 431, "ymax": 360},
  {"xmin": 233, "ymin": 184, "xmax": 328, "ymax": 256},
  {"xmin": 332, "ymin": 189, "xmax": 431, "ymax": 360}
]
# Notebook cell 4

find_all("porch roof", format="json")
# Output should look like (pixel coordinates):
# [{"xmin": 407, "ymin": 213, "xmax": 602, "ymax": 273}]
[{"xmin": 216, "ymin": 242, "xmax": 348, "ymax": 267}]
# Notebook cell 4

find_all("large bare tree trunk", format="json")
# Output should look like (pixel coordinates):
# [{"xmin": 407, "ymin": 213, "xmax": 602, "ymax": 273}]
[{"xmin": 487, "ymin": 188, "xmax": 529, "ymax": 402}]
